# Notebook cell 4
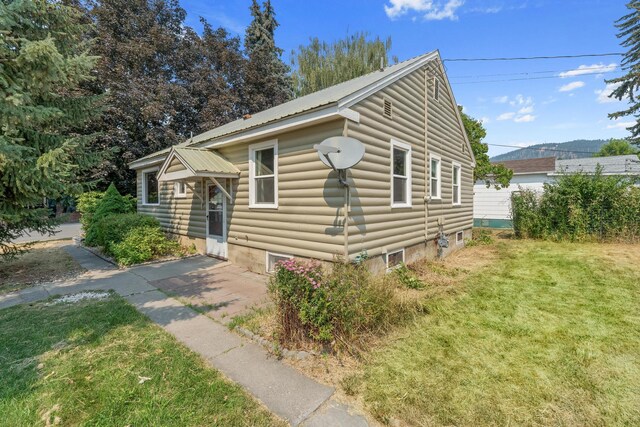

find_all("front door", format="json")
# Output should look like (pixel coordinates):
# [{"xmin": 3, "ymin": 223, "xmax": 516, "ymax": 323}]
[{"xmin": 206, "ymin": 183, "xmax": 227, "ymax": 259}]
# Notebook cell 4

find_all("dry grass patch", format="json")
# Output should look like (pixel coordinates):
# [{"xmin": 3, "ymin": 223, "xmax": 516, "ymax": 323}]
[{"xmin": 0, "ymin": 241, "xmax": 84, "ymax": 294}]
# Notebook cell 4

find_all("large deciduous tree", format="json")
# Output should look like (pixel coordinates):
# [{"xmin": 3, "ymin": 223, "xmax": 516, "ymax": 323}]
[
  {"xmin": 607, "ymin": 1, "xmax": 640, "ymax": 145},
  {"xmin": 459, "ymin": 109, "xmax": 513, "ymax": 189},
  {"xmin": 291, "ymin": 32, "xmax": 397, "ymax": 97},
  {"xmin": 596, "ymin": 138, "xmax": 639, "ymax": 156},
  {"xmin": 243, "ymin": 0, "xmax": 292, "ymax": 113},
  {"xmin": 0, "ymin": 0, "xmax": 102, "ymax": 258},
  {"xmin": 86, "ymin": 0, "xmax": 247, "ymax": 194}
]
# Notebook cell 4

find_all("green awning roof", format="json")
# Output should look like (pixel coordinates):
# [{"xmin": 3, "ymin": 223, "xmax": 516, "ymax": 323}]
[{"xmin": 158, "ymin": 147, "xmax": 239, "ymax": 181}]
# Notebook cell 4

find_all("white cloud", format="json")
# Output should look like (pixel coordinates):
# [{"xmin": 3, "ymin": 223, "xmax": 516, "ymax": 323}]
[
  {"xmin": 513, "ymin": 114, "xmax": 536, "ymax": 123},
  {"xmin": 558, "ymin": 63, "xmax": 617, "ymax": 78},
  {"xmin": 595, "ymin": 82, "xmax": 621, "ymax": 104},
  {"xmin": 559, "ymin": 81, "xmax": 585, "ymax": 92},
  {"xmin": 497, "ymin": 112, "xmax": 515, "ymax": 121},
  {"xmin": 514, "ymin": 114, "xmax": 536, "ymax": 123},
  {"xmin": 480, "ymin": 116, "xmax": 491, "ymax": 124},
  {"xmin": 606, "ymin": 120, "xmax": 635, "ymax": 130},
  {"xmin": 509, "ymin": 94, "xmax": 533, "ymax": 107},
  {"xmin": 493, "ymin": 95, "xmax": 509, "ymax": 103},
  {"xmin": 384, "ymin": 0, "xmax": 464, "ymax": 21},
  {"xmin": 518, "ymin": 106, "xmax": 534, "ymax": 114}
]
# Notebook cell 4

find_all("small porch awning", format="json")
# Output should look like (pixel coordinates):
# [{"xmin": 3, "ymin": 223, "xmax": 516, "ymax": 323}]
[{"xmin": 158, "ymin": 147, "xmax": 240, "ymax": 182}]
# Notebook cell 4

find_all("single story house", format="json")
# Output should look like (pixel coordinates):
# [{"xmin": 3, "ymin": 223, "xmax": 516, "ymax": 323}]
[
  {"xmin": 473, "ymin": 154, "xmax": 640, "ymax": 228},
  {"xmin": 129, "ymin": 50, "xmax": 476, "ymax": 274}
]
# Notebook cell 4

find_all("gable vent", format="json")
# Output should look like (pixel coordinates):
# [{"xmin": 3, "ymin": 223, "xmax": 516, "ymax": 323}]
[{"xmin": 383, "ymin": 98, "xmax": 393, "ymax": 119}]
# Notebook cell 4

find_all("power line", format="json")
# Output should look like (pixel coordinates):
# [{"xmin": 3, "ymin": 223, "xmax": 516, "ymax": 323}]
[
  {"xmin": 450, "ymin": 70, "xmax": 617, "ymax": 85},
  {"xmin": 450, "ymin": 64, "xmax": 618, "ymax": 80},
  {"xmin": 486, "ymin": 143, "xmax": 599, "ymax": 155},
  {"xmin": 443, "ymin": 53, "xmax": 623, "ymax": 62}
]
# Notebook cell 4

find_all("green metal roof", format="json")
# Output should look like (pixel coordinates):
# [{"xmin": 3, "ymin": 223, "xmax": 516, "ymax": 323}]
[{"xmin": 174, "ymin": 147, "xmax": 239, "ymax": 175}]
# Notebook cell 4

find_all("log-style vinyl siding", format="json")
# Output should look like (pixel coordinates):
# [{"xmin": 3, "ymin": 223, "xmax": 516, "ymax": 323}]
[
  {"xmin": 346, "ymin": 63, "xmax": 473, "ymax": 258},
  {"xmin": 347, "ymin": 68, "xmax": 426, "ymax": 257},
  {"xmin": 137, "ymin": 171, "xmax": 207, "ymax": 238},
  {"xmin": 424, "ymin": 62, "xmax": 474, "ymax": 238},
  {"xmin": 218, "ymin": 120, "xmax": 344, "ymax": 260}
]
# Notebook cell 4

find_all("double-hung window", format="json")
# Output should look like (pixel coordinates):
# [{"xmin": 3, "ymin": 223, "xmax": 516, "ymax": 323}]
[
  {"xmin": 391, "ymin": 139, "xmax": 412, "ymax": 208},
  {"xmin": 249, "ymin": 140, "xmax": 278, "ymax": 208},
  {"xmin": 429, "ymin": 154, "xmax": 441, "ymax": 200},
  {"xmin": 452, "ymin": 162, "xmax": 461, "ymax": 205},
  {"xmin": 142, "ymin": 169, "xmax": 159, "ymax": 205}
]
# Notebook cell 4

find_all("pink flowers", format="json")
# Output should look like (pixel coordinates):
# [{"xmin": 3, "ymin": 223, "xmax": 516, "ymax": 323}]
[{"xmin": 276, "ymin": 258, "xmax": 323, "ymax": 289}]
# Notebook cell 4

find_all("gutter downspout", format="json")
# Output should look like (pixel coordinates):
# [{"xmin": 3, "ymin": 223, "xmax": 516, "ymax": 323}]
[
  {"xmin": 424, "ymin": 66, "xmax": 430, "ymax": 243},
  {"xmin": 342, "ymin": 119, "xmax": 350, "ymax": 261}
]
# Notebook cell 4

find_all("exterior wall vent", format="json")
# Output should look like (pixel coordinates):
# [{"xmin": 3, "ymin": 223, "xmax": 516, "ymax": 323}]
[
  {"xmin": 434, "ymin": 77, "xmax": 440, "ymax": 101},
  {"xmin": 383, "ymin": 98, "xmax": 393, "ymax": 119}
]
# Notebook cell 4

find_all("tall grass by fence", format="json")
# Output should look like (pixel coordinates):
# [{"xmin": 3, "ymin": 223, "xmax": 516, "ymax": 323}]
[{"xmin": 511, "ymin": 168, "xmax": 640, "ymax": 242}]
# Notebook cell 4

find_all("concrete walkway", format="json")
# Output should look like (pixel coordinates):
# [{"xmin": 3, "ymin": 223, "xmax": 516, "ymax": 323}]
[
  {"xmin": 0, "ymin": 245, "xmax": 368, "ymax": 427},
  {"xmin": 13, "ymin": 222, "xmax": 82, "ymax": 243}
]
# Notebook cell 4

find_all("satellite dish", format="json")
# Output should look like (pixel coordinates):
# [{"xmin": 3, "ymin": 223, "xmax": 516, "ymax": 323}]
[{"xmin": 313, "ymin": 136, "xmax": 365, "ymax": 170}]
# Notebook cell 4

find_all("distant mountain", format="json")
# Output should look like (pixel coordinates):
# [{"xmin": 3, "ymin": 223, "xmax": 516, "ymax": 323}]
[{"xmin": 490, "ymin": 139, "xmax": 609, "ymax": 162}]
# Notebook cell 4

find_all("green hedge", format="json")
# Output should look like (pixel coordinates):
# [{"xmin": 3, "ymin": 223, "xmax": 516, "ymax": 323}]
[
  {"xmin": 511, "ymin": 169, "xmax": 640, "ymax": 241},
  {"xmin": 85, "ymin": 213, "xmax": 160, "ymax": 253},
  {"xmin": 111, "ymin": 226, "xmax": 182, "ymax": 266}
]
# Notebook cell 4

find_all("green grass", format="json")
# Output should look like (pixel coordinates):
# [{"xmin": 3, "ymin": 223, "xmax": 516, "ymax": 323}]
[
  {"xmin": 360, "ymin": 240, "xmax": 640, "ymax": 426},
  {"xmin": 0, "ymin": 293, "xmax": 283, "ymax": 426}
]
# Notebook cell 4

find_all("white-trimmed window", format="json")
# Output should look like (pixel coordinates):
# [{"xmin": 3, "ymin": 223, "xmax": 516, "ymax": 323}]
[
  {"xmin": 266, "ymin": 252, "xmax": 293, "ymax": 273},
  {"xmin": 452, "ymin": 162, "xmax": 461, "ymax": 205},
  {"xmin": 249, "ymin": 140, "xmax": 278, "ymax": 208},
  {"xmin": 386, "ymin": 248, "xmax": 405, "ymax": 270},
  {"xmin": 174, "ymin": 181, "xmax": 187, "ymax": 198},
  {"xmin": 429, "ymin": 154, "xmax": 441, "ymax": 200},
  {"xmin": 142, "ymin": 168, "xmax": 159, "ymax": 205},
  {"xmin": 391, "ymin": 139, "xmax": 412, "ymax": 208}
]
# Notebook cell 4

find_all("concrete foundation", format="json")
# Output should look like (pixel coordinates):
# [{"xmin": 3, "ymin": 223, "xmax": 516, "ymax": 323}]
[{"xmin": 174, "ymin": 228, "xmax": 472, "ymax": 276}]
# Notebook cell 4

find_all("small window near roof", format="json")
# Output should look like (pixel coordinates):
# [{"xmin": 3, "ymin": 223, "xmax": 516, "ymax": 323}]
[
  {"xmin": 267, "ymin": 252, "xmax": 293, "ymax": 273},
  {"xmin": 386, "ymin": 249, "xmax": 404, "ymax": 270},
  {"xmin": 174, "ymin": 182, "xmax": 187, "ymax": 198},
  {"xmin": 143, "ymin": 170, "xmax": 159, "ymax": 205},
  {"xmin": 434, "ymin": 77, "xmax": 440, "ymax": 101},
  {"xmin": 383, "ymin": 98, "xmax": 393, "ymax": 119}
]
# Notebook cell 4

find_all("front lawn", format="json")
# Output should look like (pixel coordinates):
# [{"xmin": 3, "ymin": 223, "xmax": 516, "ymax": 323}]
[
  {"xmin": 360, "ymin": 240, "xmax": 640, "ymax": 426},
  {"xmin": 0, "ymin": 293, "xmax": 283, "ymax": 426},
  {"xmin": 0, "ymin": 241, "xmax": 84, "ymax": 295}
]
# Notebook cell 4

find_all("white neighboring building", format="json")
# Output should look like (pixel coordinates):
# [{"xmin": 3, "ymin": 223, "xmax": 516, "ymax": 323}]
[{"xmin": 473, "ymin": 154, "xmax": 640, "ymax": 228}]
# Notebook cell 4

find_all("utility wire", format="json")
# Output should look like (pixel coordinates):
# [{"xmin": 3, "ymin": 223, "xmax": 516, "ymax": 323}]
[
  {"xmin": 486, "ymin": 143, "xmax": 600, "ymax": 155},
  {"xmin": 451, "ymin": 64, "xmax": 619, "ymax": 80},
  {"xmin": 443, "ymin": 53, "xmax": 623, "ymax": 62},
  {"xmin": 451, "ymin": 70, "xmax": 618, "ymax": 84}
]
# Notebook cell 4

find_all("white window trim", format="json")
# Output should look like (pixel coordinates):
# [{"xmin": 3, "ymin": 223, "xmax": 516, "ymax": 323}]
[
  {"xmin": 386, "ymin": 248, "xmax": 405, "ymax": 271},
  {"xmin": 249, "ymin": 139, "xmax": 278, "ymax": 209},
  {"xmin": 456, "ymin": 231, "xmax": 464, "ymax": 245},
  {"xmin": 390, "ymin": 139, "xmax": 412, "ymax": 208},
  {"xmin": 174, "ymin": 181, "xmax": 187, "ymax": 198},
  {"xmin": 141, "ymin": 167, "xmax": 160, "ymax": 206},
  {"xmin": 429, "ymin": 153, "xmax": 442, "ymax": 200},
  {"xmin": 452, "ymin": 161, "xmax": 462, "ymax": 206},
  {"xmin": 266, "ymin": 251, "xmax": 293, "ymax": 273}
]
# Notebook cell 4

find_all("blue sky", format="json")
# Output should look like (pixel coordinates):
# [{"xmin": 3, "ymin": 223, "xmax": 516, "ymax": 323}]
[{"xmin": 180, "ymin": 0, "xmax": 630, "ymax": 157}]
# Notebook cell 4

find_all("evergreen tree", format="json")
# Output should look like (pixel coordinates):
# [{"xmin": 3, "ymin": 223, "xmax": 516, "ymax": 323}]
[
  {"xmin": 607, "ymin": 1, "xmax": 640, "ymax": 145},
  {"xmin": 459, "ymin": 109, "xmax": 513, "ymax": 189},
  {"xmin": 0, "ymin": 0, "xmax": 102, "ymax": 258},
  {"xmin": 291, "ymin": 33, "xmax": 397, "ymax": 97},
  {"xmin": 243, "ymin": 0, "xmax": 292, "ymax": 114}
]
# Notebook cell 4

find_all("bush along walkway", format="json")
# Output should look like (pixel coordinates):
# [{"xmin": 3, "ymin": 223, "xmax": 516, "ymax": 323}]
[{"xmin": 0, "ymin": 245, "xmax": 368, "ymax": 427}]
